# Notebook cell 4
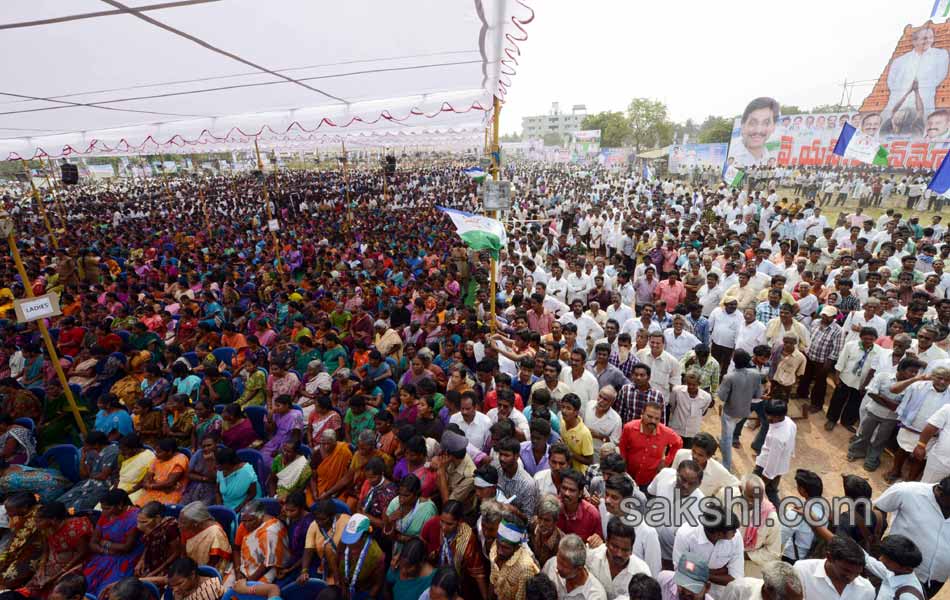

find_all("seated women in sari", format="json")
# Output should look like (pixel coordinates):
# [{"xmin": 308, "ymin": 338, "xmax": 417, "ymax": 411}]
[
  {"xmin": 383, "ymin": 474, "xmax": 438, "ymax": 554},
  {"xmin": 349, "ymin": 429, "xmax": 394, "ymax": 498},
  {"xmin": 192, "ymin": 399, "xmax": 223, "ymax": 451},
  {"xmin": 0, "ymin": 412, "xmax": 36, "ymax": 465},
  {"xmin": 230, "ymin": 500, "xmax": 290, "ymax": 585},
  {"xmin": 0, "ymin": 378, "xmax": 41, "ymax": 425},
  {"xmin": 178, "ymin": 501, "xmax": 231, "ymax": 572},
  {"xmin": 299, "ymin": 498, "xmax": 349, "ymax": 586},
  {"xmin": 221, "ymin": 404, "xmax": 259, "ymax": 451},
  {"xmin": 298, "ymin": 360, "xmax": 332, "ymax": 420},
  {"xmin": 0, "ymin": 461, "xmax": 72, "ymax": 502},
  {"xmin": 163, "ymin": 393, "xmax": 196, "ymax": 448},
  {"xmin": 94, "ymin": 393, "xmax": 134, "ymax": 443},
  {"xmin": 139, "ymin": 364, "xmax": 171, "ymax": 410},
  {"xmin": 355, "ymin": 456, "xmax": 399, "ymax": 536},
  {"xmin": 419, "ymin": 500, "xmax": 490, "ymax": 600},
  {"xmin": 385, "ymin": 538, "xmax": 437, "ymax": 600},
  {"xmin": 157, "ymin": 557, "xmax": 226, "ymax": 600},
  {"xmin": 132, "ymin": 397, "xmax": 165, "ymax": 449},
  {"xmin": 0, "ymin": 492, "xmax": 45, "ymax": 590},
  {"xmin": 67, "ymin": 347, "xmax": 101, "ymax": 392},
  {"xmin": 83, "ymin": 489, "xmax": 144, "ymax": 597},
  {"xmin": 215, "ymin": 447, "xmax": 261, "ymax": 513},
  {"xmin": 134, "ymin": 501, "xmax": 182, "ymax": 579},
  {"xmin": 46, "ymin": 573, "xmax": 88, "ymax": 600},
  {"xmin": 116, "ymin": 433, "xmax": 156, "ymax": 495},
  {"xmin": 181, "ymin": 433, "xmax": 219, "ymax": 505},
  {"xmin": 109, "ymin": 350, "xmax": 150, "ymax": 407},
  {"xmin": 236, "ymin": 353, "xmax": 266, "ymax": 408},
  {"xmin": 277, "ymin": 491, "xmax": 314, "ymax": 585},
  {"xmin": 57, "ymin": 430, "xmax": 119, "ymax": 511},
  {"xmin": 307, "ymin": 395, "xmax": 342, "ymax": 449},
  {"xmin": 260, "ymin": 395, "xmax": 304, "ymax": 464},
  {"xmin": 25, "ymin": 501, "xmax": 93, "ymax": 598},
  {"xmin": 267, "ymin": 441, "xmax": 311, "ymax": 501},
  {"xmin": 392, "ymin": 435, "xmax": 438, "ymax": 499},
  {"xmin": 130, "ymin": 438, "xmax": 189, "ymax": 506},
  {"xmin": 201, "ymin": 367, "xmax": 234, "ymax": 406},
  {"xmin": 308, "ymin": 429, "xmax": 352, "ymax": 505}
]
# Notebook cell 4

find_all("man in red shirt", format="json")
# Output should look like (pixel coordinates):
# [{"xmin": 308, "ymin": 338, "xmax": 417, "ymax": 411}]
[
  {"xmin": 618, "ymin": 401, "xmax": 683, "ymax": 489},
  {"xmin": 556, "ymin": 469, "xmax": 601, "ymax": 542}
]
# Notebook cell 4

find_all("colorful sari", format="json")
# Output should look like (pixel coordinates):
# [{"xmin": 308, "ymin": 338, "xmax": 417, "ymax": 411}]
[
  {"xmin": 234, "ymin": 517, "xmax": 289, "ymax": 583},
  {"xmin": 271, "ymin": 454, "xmax": 311, "ymax": 500},
  {"xmin": 216, "ymin": 462, "xmax": 261, "ymax": 511},
  {"xmin": 222, "ymin": 418, "xmax": 258, "ymax": 450},
  {"xmin": 25, "ymin": 516, "xmax": 93, "ymax": 597},
  {"xmin": 0, "ymin": 466, "xmax": 72, "ymax": 502},
  {"xmin": 195, "ymin": 414, "xmax": 223, "ymax": 441},
  {"xmin": 130, "ymin": 452, "xmax": 188, "ymax": 506},
  {"xmin": 83, "ymin": 507, "xmax": 143, "ymax": 596},
  {"xmin": 308, "ymin": 410, "xmax": 342, "ymax": 447},
  {"xmin": 0, "ymin": 505, "xmax": 44, "ymax": 589},
  {"xmin": 141, "ymin": 517, "xmax": 180, "ymax": 575},
  {"xmin": 57, "ymin": 444, "xmax": 120, "ymax": 511},
  {"xmin": 420, "ymin": 518, "xmax": 485, "ymax": 600},
  {"xmin": 385, "ymin": 498, "xmax": 437, "ymax": 553},
  {"xmin": 117, "ymin": 449, "xmax": 156, "ymax": 493},
  {"xmin": 184, "ymin": 522, "xmax": 231, "ymax": 571},
  {"xmin": 313, "ymin": 442, "xmax": 352, "ymax": 501},
  {"xmin": 181, "ymin": 451, "xmax": 217, "ymax": 505},
  {"xmin": 238, "ymin": 370, "xmax": 266, "ymax": 407}
]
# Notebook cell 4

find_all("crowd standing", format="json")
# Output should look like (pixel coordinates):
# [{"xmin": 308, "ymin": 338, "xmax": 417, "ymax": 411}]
[{"xmin": 0, "ymin": 158, "xmax": 947, "ymax": 600}]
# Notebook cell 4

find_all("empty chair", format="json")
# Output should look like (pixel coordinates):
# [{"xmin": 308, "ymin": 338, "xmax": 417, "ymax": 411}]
[
  {"xmin": 236, "ymin": 447, "xmax": 270, "ymax": 490},
  {"xmin": 379, "ymin": 378, "xmax": 397, "ymax": 404},
  {"xmin": 142, "ymin": 581, "xmax": 161, "ymax": 600},
  {"xmin": 244, "ymin": 405, "xmax": 268, "ymax": 440},
  {"xmin": 208, "ymin": 505, "xmax": 238, "ymax": 539},
  {"xmin": 197, "ymin": 565, "xmax": 222, "ymax": 581},
  {"xmin": 40, "ymin": 444, "xmax": 81, "ymax": 483},
  {"xmin": 178, "ymin": 447, "xmax": 192, "ymax": 459},
  {"xmin": 211, "ymin": 347, "xmax": 237, "ymax": 366},
  {"xmin": 280, "ymin": 579, "xmax": 328, "ymax": 600},
  {"xmin": 331, "ymin": 498, "xmax": 352, "ymax": 516},
  {"xmin": 257, "ymin": 497, "xmax": 282, "ymax": 517},
  {"xmin": 14, "ymin": 417, "xmax": 35, "ymax": 432}
]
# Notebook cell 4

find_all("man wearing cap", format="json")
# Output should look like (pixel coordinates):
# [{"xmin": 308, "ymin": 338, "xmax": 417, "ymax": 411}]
[
  {"xmin": 656, "ymin": 552, "xmax": 714, "ymax": 600},
  {"xmin": 434, "ymin": 429, "xmax": 477, "ymax": 514},
  {"xmin": 334, "ymin": 513, "xmax": 385, "ymax": 599},
  {"xmin": 798, "ymin": 305, "xmax": 844, "ymax": 415},
  {"xmin": 673, "ymin": 504, "xmax": 744, "ymax": 597},
  {"xmin": 490, "ymin": 516, "xmax": 540, "ymax": 600},
  {"xmin": 541, "ymin": 533, "xmax": 608, "ymax": 600}
]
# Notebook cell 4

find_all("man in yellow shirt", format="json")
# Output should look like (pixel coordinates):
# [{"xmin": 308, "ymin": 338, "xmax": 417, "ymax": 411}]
[{"xmin": 558, "ymin": 393, "xmax": 594, "ymax": 474}]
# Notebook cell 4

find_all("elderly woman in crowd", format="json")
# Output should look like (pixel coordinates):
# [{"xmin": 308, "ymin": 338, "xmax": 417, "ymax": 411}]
[
  {"xmin": 134, "ymin": 500, "xmax": 182, "ymax": 578},
  {"xmin": 178, "ymin": 501, "xmax": 231, "ymax": 571},
  {"xmin": 297, "ymin": 359, "xmax": 332, "ymax": 419},
  {"xmin": 267, "ymin": 440, "xmax": 311, "ymax": 500},
  {"xmin": 230, "ymin": 500, "xmax": 289, "ymax": 585},
  {"xmin": 419, "ymin": 500, "xmax": 489, "ymax": 600}
]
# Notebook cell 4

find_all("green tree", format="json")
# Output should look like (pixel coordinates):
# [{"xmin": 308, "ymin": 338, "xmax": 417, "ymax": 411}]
[
  {"xmin": 580, "ymin": 111, "xmax": 630, "ymax": 147},
  {"xmin": 626, "ymin": 98, "xmax": 672, "ymax": 152},
  {"xmin": 673, "ymin": 118, "xmax": 700, "ymax": 143},
  {"xmin": 697, "ymin": 116, "xmax": 734, "ymax": 143},
  {"xmin": 542, "ymin": 132, "xmax": 565, "ymax": 147},
  {"xmin": 780, "ymin": 105, "xmax": 804, "ymax": 115},
  {"xmin": 500, "ymin": 132, "xmax": 522, "ymax": 142}
]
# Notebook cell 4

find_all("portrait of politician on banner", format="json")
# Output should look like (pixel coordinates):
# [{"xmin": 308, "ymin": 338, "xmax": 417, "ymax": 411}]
[
  {"xmin": 726, "ymin": 96, "xmax": 781, "ymax": 168},
  {"xmin": 879, "ymin": 25, "xmax": 950, "ymax": 136}
]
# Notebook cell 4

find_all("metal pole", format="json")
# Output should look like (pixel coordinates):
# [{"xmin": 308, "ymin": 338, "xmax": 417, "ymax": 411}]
[
  {"xmin": 3, "ymin": 226, "xmax": 86, "ymax": 434},
  {"xmin": 254, "ymin": 138, "xmax": 283, "ymax": 277},
  {"xmin": 22, "ymin": 161, "xmax": 58, "ymax": 249},
  {"xmin": 489, "ymin": 96, "xmax": 501, "ymax": 333},
  {"xmin": 40, "ymin": 157, "xmax": 69, "ymax": 230}
]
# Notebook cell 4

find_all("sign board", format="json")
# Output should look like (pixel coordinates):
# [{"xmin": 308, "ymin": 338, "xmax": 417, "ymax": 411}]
[
  {"xmin": 14, "ymin": 293, "xmax": 61, "ymax": 324},
  {"xmin": 267, "ymin": 219, "xmax": 280, "ymax": 232},
  {"xmin": 482, "ymin": 180, "xmax": 512, "ymax": 211}
]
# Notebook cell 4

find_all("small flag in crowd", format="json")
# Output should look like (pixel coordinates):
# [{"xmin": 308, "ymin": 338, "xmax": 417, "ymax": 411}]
[
  {"xmin": 463, "ymin": 167, "xmax": 487, "ymax": 183},
  {"xmin": 933, "ymin": 0, "xmax": 950, "ymax": 18},
  {"xmin": 437, "ymin": 206, "xmax": 507, "ymax": 259},
  {"xmin": 832, "ymin": 123, "xmax": 888, "ymax": 167},
  {"xmin": 642, "ymin": 164, "xmax": 653, "ymax": 181},
  {"xmin": 722, "ymin": 164, "xmax": 745, "ymax": 187},
  {"xmin": 928, "ymin": 152, "xmax": 950, "ymax": 195}
]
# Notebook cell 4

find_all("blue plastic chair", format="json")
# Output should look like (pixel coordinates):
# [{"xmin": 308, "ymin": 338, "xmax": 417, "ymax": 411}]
[
  {"xmin": 244, "ymin": 405, "xmax": 268, "ymax": 440},
  {"xmin": 14, "ymin": 417, "xmax": 35, "ymax": 431},
  {"xmin": 280, "ymin": 579, "xmax": 328, "ymax": 600},
  {"xmin": 212, "ymin": 346, "xmax": 237, "ymax": 366},
  {"xmin": 379, "ymin": 378, "xmax": 397, "ymax": 404},
  {"xmin": 236, "ymin": 447, "xmax": 270, "ymax": 490},
  {"xmin": 208, "ymin": 505, "xmax": 238, "ymax": 539},
  {"xmin": 40, "ymin": 444, "xmax": 81, "ymax": 483},
  {"xmin": 142, "ymin": 581, "xmax": 161, "ymax": 600},
  {"xmin": 198, "ymin": 565, "xmax": 222, "ymax": 580},
  {"xmin": 331, "ymin": 498, "xmax": 352, "ymax": 515},
  {"xmin": 178, "ymin": 447, "xmax": 192, "ymax": 459},
  {"xmin": 164, "ymin": 504, "xmax": 183, "ymax": 518},
  {"xmin": 258, "ymin": 497, "xmax": 282, "ymax": 517},
  {"xmin": 182, "ymin": 351, "xmax": 200, "ymax": 367},
  {"xmin": 85, "ymin": 594, "xmax": 97, "ymax": 600},
  {"xmin": 116, "ymin": 330, "xmax": 131, "ymax": 344},
  {"xmin": 214, "ymin": 403, "xmax": 226, "ymax": 414}
]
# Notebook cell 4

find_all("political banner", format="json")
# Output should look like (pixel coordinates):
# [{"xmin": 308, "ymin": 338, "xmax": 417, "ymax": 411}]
[
  {"xmin": 597, "ymin": 148, "xmax": 629, "ymax": 168},
  {"xmin": 87, "ymin": 164, "xmax": 116, "ymax": 178},
  {"xmin": 668, "ymin": 143, "xmax": 729, "ymax": 174},
  {"xmin": 570, "ymin": 130, "xmax": 601, "ymax": 161}
]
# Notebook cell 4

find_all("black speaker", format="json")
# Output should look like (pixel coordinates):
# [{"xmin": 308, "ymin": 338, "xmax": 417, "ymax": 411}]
[
  {"xmin": 61, "ymin": 163, "xmax": 79, "ymax": 185},
  {"xmin": 385, "ymin": 154, "xmax": 396, "ymax": 175}
]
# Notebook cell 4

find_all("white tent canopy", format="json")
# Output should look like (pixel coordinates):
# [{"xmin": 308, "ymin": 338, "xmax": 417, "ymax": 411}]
[{"xmin": 0, "ymin": 0, "xmax": 533, "ymax": 159}]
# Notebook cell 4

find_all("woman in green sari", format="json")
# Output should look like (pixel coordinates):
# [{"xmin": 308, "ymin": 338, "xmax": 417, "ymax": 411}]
[
  {"xmin": 321, "ymin": 334, "xmax": 348, "ymax": 375},
  {"xmin": 191, "ymin": 400, "xmax": 223, "ymax": 451},
  {"xmin": 294, "ymin": 336, "xmax": 322, "ymax": 374},
  {"xmin": 236, "ymin": 353, "xmax": 266, "ymax": 407},
  {"xmin": 266, "ymin": 441, "xmax": 311, "ymax": 500},
  {"xmin": 200, "ymin": 367, "xmax": 234, "ymax": 405}
]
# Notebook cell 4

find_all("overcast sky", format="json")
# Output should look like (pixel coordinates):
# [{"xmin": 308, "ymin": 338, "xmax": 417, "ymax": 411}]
[{"xmin": 500, "ymin": 0, "xmax": 934, "ymax": 134}]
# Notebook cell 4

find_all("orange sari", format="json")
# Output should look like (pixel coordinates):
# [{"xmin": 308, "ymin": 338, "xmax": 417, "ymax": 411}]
[
  {"xmin": 309, "ymin": 442, "xmax": 352, "ymax": 505},
  {"xmin": 131, "ymin": 453, "xmax": 189, "ymax": 506}
]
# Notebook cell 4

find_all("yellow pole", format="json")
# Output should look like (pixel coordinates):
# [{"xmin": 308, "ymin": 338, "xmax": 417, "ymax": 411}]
[
  {"xmin": 23, "ymin": 161, "xmax": 58, "ymax": 249},
  {"xmin": 40, "ymin": 157, "xmax": 69, "ymax": 230},
  {"xmin": 2, "ymin": 222, "xmax": 86, "ymax": 435},
  {"xmin": 254, "ymin": 138, "xmax": 283, "ymax": 278},
  {"xmin": 488, "ymin": 96, "xmax": 501, "ymax": 333}
]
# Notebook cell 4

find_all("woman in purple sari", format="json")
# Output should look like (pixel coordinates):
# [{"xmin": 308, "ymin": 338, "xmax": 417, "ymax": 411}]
[
  {"xmin": 276, "ymin": 490, "xmax": 315, "ymax": 585},
  {"xmin": 83, "ymin": 489, "xmax": 143, "ymax": 596},
  {"xmin": 181, "ymin": 433, "xmax": 219, "ymax": 505},
  {"xmin": 260, "ymin": 395, "xmax": 304, "ymax": 463}
]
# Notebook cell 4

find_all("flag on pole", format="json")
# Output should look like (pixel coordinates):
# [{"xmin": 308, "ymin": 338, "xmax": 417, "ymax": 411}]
[
  {"xmin": 722, "ymin": 164, "xmax": 745, "ymax": 187},
  {"xmin": 463, "ymin": 167, "xmax": 487, "ymax": 183},
  {"xmin": 832, "ymin": 123, "xmax": 889, "ymax": 166},
  {"xmin": 928, "ymin": 152, "xmax": 950, "ymax": 195},
  {"xmin": 642, "ymin": 164, "xmax": 653, "ymax": 181},
  {"xmin": 437, "ymin": 207, "xmax": 507, "ymax": 259},
  {"xmin": 933, "ymin": 0, "xmax": 950, "ymax": 18}
]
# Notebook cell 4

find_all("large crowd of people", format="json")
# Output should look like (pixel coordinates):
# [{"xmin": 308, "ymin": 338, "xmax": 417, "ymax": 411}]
[{"xmin": 0, "ymin": 157, "xmax": 947, "ymax": 600}]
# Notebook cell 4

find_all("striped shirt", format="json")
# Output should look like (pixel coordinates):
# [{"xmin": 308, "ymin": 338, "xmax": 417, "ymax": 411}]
[
  {"xmin": 806, "ymin": 321, "xmax": 844, "ymax": 363},
  {"xmin": 614, "ymin": 384, "xmax": 666, "ymax": 424}
]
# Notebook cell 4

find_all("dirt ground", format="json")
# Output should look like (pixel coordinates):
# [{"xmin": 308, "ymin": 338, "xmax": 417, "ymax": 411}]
[{"xmin": 700, "ymin": 394, "xmax": 890, "ymax": 501}]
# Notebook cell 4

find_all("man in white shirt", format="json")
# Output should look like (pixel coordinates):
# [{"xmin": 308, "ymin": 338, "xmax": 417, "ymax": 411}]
[
  {"xmin": 708, "ymin": 300, "xmax": 744, "ymax": 374},
  {"xmin": 560, "ymin": 347, "xmax": 600, "ymax": 412},
  {"xmin": 841, "ymin": 299, "xmax": 886, "ymax": 344},
  {"xmin": 665, "ymin": 315, "xmax": 702, "ymax": 360},
  {"xmin": 541, "ymin": 533, "xmax": 608, "ymax": 600},
  {"xmin": 670, "ymin": 433, "xmax": 738, "ymax": 498},
  {"xmin": 698, "ymin": 273, "xmax": 725, "ymax": 318},
  {"xmin": 792, "ymin": 535, "xmax": 876, "ymax": 600},
  {"xmin": 548, "ymin": 265, "xmax": 569, "ymax": 303},
  {"xmin": 586, "ymin": 517, "xmax": 651, "ymax": 600},
  {"xmin": 672, "ymin": 503, "xmax": 745, "ymax": 598},
  {"xmin": 567, "ymin": 264, "xmax": 593, "ymax": 306},
  {"xmin": 826, "ymin": 328, "xmax": 883, "ymax": 432},
  {"xmin": 876, "ymin": 477, "xmax": 950, "ymax": 593},
  {"xmin": 561, "ymin": 299, "xmax": 605, "ymax": 352},
  {"xmin": 734, "ymin": 307, "xmax": 767, "ymax": 355},
  {"xmin": 606, "ymin": 293, "xmax": 634, "ymax": 330},
  {"xmin": 637, "ymin": 332, "xmax": 682, "ymax": 400},
  {"xmin": 753, "ymin": 401, "xmax": 796, "ymax": 506},
  {"xmin": 649, "ymin": 461, "xmax": 705, "ymax": 562},
  {"xmin": 449, "ymin": 392, "xmax": 493, "ymax": 449}
]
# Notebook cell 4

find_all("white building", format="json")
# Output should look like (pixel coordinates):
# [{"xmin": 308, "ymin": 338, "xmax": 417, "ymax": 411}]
[{"xmin": 522, "ymin": 102, "xmax": 587, "ymax": 140}]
